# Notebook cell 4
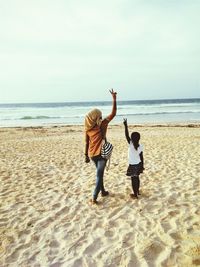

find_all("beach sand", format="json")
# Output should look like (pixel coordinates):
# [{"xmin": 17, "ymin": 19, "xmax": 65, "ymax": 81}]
[{"xmin": 0, "ymin": 124, "xmax": 200, "ymax": 267}]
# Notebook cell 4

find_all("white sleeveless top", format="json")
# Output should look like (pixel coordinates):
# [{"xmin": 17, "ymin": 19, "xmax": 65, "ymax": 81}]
[{"xmin": 128, "ymin": 142, "xmax": 143, "ymax": 165}]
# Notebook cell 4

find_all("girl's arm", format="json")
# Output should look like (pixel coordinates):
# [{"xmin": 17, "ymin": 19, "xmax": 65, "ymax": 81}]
[
  {"xmin": 139, "ymin": 152, "xmax": 145, "ymax": 172},
  {"xmin": 123, "ymin": 118, "xmax": 130, "ymax": 144},
  {"xmin": 140, "ymin": 152, "xmax": 144, "ymax": 167}
]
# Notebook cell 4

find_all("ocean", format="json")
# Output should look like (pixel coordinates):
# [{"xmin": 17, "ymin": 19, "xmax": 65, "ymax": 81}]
[{"xmin": 0, "ymin": 98, "xmax": 200, "ymax": 127}]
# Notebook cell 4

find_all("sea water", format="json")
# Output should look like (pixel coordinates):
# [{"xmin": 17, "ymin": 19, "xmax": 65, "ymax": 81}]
[{"xmin": 0, "ymin": 98, "xmax": 200, "ymax": 127}]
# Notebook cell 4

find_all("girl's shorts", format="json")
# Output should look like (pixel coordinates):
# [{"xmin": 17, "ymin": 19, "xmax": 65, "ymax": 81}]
[{"xmin": 126, "ymin": 162, "xmax": 143, "ymax": 177}]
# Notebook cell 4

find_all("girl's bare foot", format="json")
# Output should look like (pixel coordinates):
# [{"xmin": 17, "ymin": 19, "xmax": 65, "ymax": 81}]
[{"xmin": 130, "ymin": 194, "xmax": 138, "ymax": 199}]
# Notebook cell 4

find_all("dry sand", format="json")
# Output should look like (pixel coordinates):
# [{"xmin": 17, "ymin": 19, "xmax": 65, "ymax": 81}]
[{"xmin": 0, "ymin": 124, "xmax": 200, "ymax": 267}]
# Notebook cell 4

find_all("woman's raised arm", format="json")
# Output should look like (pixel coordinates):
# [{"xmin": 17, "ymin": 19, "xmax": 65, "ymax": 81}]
[{"xmin": 106, "ymin": 89, "xmax": 117, "ymax": 121}]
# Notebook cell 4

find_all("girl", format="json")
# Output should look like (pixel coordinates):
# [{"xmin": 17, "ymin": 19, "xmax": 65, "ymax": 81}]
[
  {"xmin": 123, "ymin": 118, "xmax": 144, "ymax": 199},
  {"xmin": 84, "ymin": 89, "xmax": 117, "ymax": 204}
]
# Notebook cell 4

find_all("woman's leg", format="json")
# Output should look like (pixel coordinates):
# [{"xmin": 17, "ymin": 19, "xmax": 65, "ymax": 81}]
[{"xmin": 93, "ymin": 158, "xmax": 107, "ymax": 200}]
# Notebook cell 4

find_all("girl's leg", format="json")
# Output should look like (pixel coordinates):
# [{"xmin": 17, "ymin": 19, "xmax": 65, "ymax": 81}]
[
  {"xmin": 93, "ymin": 158, "xmax": 107, "ymax": 200},
  {"xmin": 131, "ymin": 176, "xmax": 139, "ymax": 197},
  {"xmin": 138, "ymin": 176, "xmax": 140, "ymax": 195}
]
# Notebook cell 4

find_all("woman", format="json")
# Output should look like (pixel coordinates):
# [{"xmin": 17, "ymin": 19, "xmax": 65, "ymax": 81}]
[{"xmin": 84, "ymin": 89, "xmax": 117, "ymax": 204}]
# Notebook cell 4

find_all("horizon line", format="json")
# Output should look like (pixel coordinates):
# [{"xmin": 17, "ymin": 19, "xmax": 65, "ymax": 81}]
[{"xmin": 0, "ymin": 97, "xmax": 200, "ymax": 105}]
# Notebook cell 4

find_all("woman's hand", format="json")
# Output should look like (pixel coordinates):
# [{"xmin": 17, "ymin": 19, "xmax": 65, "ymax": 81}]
[
  {"xmin": 85, "ymin": 155, "xmax": 90, "ymax": 163},
  {"xmin": 109, "ymin": 89, "xmax": 117, "ymax": 99}
]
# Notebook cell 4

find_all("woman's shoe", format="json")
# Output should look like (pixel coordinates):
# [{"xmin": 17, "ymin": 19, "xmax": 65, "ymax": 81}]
[
  {"xmin": 101, "ymin": 191, "xmax": 109, "ymax": 197},
  {"xmin": 90, "ymin": 199, "xmax": 98, "ymax": 205}
]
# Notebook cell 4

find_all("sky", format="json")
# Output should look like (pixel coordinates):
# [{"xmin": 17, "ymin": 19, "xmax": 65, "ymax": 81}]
[{"xmin": 0, "ymin": 0, "xmax": 200, "ymax": 103}]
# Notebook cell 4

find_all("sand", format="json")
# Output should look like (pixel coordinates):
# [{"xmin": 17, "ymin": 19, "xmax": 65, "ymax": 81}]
[{"xmin": 0, "ymin": 124, "xmax": 200, "ymax": 267}]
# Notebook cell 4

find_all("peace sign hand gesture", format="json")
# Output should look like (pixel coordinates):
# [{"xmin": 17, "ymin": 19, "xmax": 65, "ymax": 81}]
[
  {"xmin": 109, "ymin": 89, "xmax": 117, "ymax": 99},
  {"xmin": 123, "ymin": 118, "xmax": 128, "ymax": 126}
]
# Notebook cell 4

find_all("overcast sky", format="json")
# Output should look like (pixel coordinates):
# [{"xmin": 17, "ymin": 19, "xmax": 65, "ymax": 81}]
[{"xmin": 0, "ymin": 0, "xmax": 200, "ymax": 103}]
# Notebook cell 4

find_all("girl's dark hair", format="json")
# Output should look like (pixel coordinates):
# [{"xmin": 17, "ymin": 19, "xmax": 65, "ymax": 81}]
[{"xmin": 131, "ymin": 132, "xmax": 140, "ymax": 150}]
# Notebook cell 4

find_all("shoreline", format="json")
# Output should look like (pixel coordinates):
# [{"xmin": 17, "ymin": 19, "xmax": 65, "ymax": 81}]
[{"xmin": 0, "ymin": 122, "xmax": 200, "ymax": 130}]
